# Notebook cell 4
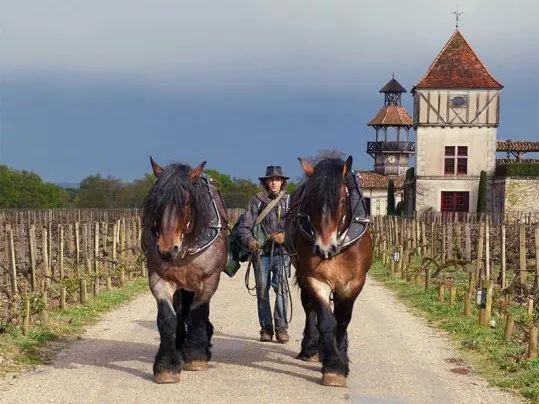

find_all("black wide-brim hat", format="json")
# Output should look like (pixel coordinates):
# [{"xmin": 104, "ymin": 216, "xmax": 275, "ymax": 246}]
[{"xmin": 258, "ymin": 165, "xmax": 289, "ymax": 181}]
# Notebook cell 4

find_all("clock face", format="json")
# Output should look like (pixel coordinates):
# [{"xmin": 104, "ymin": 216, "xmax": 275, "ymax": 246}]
[{"xmin": 386, "ymin": 155, "xmax": 396, "ymax": 164}]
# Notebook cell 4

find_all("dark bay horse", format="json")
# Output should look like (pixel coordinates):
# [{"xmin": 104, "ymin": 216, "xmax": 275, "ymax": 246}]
[
  {"xmin": 142, "ymin": 158, "xmax": 228, "ymax": 384},
  {"xmin": 286, "ymin": 156, "xmax": 373, "ymax": 387}
]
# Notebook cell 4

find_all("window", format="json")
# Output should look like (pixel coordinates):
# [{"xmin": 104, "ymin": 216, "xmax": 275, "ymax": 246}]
[
  {"xmin": 444, "ymin": 146, "xmax": 467, "ymax": 175},
  {"xmin": 364, "ymin": 198, "xmax": 371, "ymax": 216},
  {"xmin": 441, "ymin": 192, "xmax": 469, "ymax": 212},
  {"xmin": 449, "ymin": 94, "xmax": 468, "ymax": 108}
]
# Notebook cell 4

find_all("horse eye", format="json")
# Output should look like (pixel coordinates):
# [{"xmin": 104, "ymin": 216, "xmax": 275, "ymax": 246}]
[{"xmin": 152, "ymin": 224, "xmax": 160, "ymax": 237}]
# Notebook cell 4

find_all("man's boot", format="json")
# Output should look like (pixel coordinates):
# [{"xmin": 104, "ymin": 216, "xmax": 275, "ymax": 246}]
[
  {"xmin": 260, "ymin": 329, "xmax": 273, "ymax": 342},
  {"xmin": 275, "ymin": 329, "xmax": 289, "ymax": 344}
]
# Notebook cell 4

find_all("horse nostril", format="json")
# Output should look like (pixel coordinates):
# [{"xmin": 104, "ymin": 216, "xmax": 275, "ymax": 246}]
[{"xmin": 172, "ymin": 245, "xmax": 180, "ymax": 254}]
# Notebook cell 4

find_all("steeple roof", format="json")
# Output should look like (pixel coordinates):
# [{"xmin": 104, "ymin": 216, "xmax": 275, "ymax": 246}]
[
  {"xmin": 380, "ymin": 78, "xmax": 406, "ymax": 93},
  {"xmin": 414, "ymin": 30, "xmax": 503, "ymax": 90}
]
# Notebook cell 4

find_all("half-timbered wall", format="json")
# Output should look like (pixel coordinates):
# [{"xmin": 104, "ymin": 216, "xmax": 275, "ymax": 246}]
[{"xmin": 414, "ymin": 89, "xmax": 500, "ymax": 127}]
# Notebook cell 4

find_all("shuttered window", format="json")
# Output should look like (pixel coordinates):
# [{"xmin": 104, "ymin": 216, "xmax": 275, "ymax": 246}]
[{"xmin": 441, "ymin": 191, "xmax": 469, "ymax": 212}]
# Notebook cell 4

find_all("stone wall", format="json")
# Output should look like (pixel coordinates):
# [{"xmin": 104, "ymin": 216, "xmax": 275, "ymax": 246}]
[{"xmin": 492, "ymin": 177, "xmax": 539, "ymax": 221}]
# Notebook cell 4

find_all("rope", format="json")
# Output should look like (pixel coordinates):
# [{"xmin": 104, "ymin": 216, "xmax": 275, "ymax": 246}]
[{"xmin": 244, "ymin": 253, "xmax": 258, "ymax": 297}]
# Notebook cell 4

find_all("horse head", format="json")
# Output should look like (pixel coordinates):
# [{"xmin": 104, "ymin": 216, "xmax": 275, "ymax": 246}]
[
  {"xmin": 145, "ymin": 157, "xmax": 206, "ymax": 262},
  {"xmin": 298, "ymin": 156, "xmax": 352, "ymax": 259}
]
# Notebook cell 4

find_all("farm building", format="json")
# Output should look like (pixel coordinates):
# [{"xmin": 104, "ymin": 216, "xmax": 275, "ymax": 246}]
[{"xmin": 401, "ymin": 29, "xmax": 539, "ymax": 217}]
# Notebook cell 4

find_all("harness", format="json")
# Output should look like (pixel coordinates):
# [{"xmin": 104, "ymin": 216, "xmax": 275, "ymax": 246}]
[
  {"xmin": 291, "ymin": 172, "xmax": 369, "ymax": 257},
  {"xmin": 180, "ymin": 175, "xmax": 223, "ymax": 257}
]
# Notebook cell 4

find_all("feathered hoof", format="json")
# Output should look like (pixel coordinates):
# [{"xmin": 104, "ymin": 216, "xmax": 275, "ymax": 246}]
[
  {"xmin": 154, "ymin": 371, "xmax": 181, "ymax": 384},
  {"xmin": 321, "ymin": 372, "xmax": 347, "ymax": 387},
  {"xmin": 184, "ymin": 360, "xmax": 209, "ymax": 371},
  {"xmin": 297, "ymin": 353, "xmax": 320, "ymax": 362}
]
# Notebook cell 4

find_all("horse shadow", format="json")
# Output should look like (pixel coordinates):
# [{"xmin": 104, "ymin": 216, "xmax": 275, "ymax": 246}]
[{"xmin": 49, "ymin": 323, "xmax": 320, "ymax": 384}]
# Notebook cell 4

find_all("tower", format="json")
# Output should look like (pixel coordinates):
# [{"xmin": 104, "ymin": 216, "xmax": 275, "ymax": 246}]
[
  {"xmin": 367, "ymin": 77, "xmax": 414, "ymax": 176},
  {"xmin": 412, "ymin": 30, "xmax": 503, "ymax": 213}
]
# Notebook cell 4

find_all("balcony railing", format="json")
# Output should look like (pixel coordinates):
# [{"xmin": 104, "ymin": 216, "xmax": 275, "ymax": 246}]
[{"xmin": 367, "ymin": 141, "xmax": 415, "ymax": 155}]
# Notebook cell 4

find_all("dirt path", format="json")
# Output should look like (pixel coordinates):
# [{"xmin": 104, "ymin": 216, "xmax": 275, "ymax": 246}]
[{"xmin": 0, "ymin": 266, "xmax": 521, "ymax": 404}]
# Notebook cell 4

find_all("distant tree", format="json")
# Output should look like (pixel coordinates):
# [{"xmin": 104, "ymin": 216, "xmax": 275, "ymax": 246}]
[
  {"xmin": 477, "ymin": 170, "xmax": 487, "ymax": 213},
  {"xmin": 286, "ymin": 182, "xmax": 297, "ymax": 194},
  {"xmin": 387, "ymin": 179, "xmax": 396, "ymax": 215},
  {"xmin": 124, "ymin": 174, "xmax": 155, "ymax": 207},
  {"xmin": 206, "ymin": 169, "xmax": 233, "ymax": 191},
  {"xmin": 76, "ymin": 175, "xmax": 123, "ymax": 208},
  {"xmin": 0, "ymin": 165, "xmax": 68, "ymax": 208},
  {"xmin": 64, "ymin": 188, "xmax": 79, "ymax": 207}
]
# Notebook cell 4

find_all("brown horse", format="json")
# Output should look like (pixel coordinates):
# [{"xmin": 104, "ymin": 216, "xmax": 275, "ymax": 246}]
[
  {"xmin": 286, "ymin": 156, "xmax": 372, "ymax": 387},
  {"xmin": 141, "ymin": 158, "xmax": 228, "ymax": 384}
]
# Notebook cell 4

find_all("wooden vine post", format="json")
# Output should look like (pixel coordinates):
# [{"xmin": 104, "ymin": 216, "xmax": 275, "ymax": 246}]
[
  {"xmin": 8, "ymin": 226, "xmax": 18, "ymax": 297},
  {"xmin": 59, "ymin": 225, "xmax": 67, "ymax": 309},
  {"xmin": 94, "ymin": 221, "xmax": 100, "ymax": 295},
  {"xmin": 120, "ymin": 218, "xmax": 126, "ymax": 285},
  {"xmin": 480, "ymin": 218, "xmax": 493, "ymax": 326},
  {"xmin": 519, "ymin": 224, "xmax": 527, "ymax": 284},
  {"xmin": 28, "ymin": 224, "xmax": 37, "ymax": 292},
  {"xmin": 528, "ymin": 324, "xmax": 538, "ymax": 360}
]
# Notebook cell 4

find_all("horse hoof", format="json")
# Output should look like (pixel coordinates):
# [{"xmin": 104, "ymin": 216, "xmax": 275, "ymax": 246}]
[
  {"xmin": 184, "ymin": 360, "xmax": 209, "ymax": 371},
  {"xmin": 297, "ymin": 353, "xmax": 320, "ymax": 362},
  {"xmin": 321, "ymin": 373, "xmax": 347, "ymax": 387},
  {"xmin": 154, "ymin": 371, "xmax": 181, "ymax": 384}
]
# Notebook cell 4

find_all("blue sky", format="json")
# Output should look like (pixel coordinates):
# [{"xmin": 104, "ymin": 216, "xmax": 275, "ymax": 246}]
[{"xmin": 0, "ymin": 0, "xmax": 537, "ymax": 183}]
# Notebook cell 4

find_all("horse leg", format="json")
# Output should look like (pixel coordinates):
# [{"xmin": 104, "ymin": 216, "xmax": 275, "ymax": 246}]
[
  {"xmin": 333, "ymin": 297, "xmax": 355, "ymax": 375},
  {"xmin": 151, "ymin": 278, "xmax": 182, "ymax": 384},
  {"xmin": 183, "ymin": 297, "xmax": 213, "ymax": 371},
  {"xmin": 297, "ymin": 288, "xmax": 321, "ymax": 362},
  {"xmin": 306, "ymin": 278, "xmax": 348, "ymax": 387},
  {"xmin": 173, "ymin": 289, "xmax": 192, "ymax": 352}
]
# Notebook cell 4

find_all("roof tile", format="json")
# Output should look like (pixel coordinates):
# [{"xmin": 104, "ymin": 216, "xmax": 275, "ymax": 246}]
[
  {"xmin": 414, "ymin": 31, "xmax": 503, "ymax": 90},
  {"xmin": 357, "ymin": 171, "xmax": 405, "ymax": 189},
  {"xmin": 368, "ymin": 106, "xmax": 413, "ymax": 127}
]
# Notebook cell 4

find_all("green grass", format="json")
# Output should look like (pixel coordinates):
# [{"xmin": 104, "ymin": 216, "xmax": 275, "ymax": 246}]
[
  {"xmin": 0, "ymin": 278, "xmax": 148, "ymax": 376},
  {"xmin": 370, "ymin": 260, "xmax": 539, "ymax": 402}
]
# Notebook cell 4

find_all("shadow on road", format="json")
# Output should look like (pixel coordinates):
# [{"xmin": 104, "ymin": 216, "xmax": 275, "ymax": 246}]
[{"xmin": 48, "ymin": 329, "xmax": 321, "ymax": 384}]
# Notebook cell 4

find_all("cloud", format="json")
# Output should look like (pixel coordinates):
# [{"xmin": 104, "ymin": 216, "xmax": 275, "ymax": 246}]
[{"xmin": 0, "ymin": 0, "xmax": 536, "ymax": 89}]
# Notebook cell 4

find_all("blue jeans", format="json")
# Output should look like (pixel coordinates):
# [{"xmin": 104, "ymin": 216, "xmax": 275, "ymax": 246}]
[{"xmin": 254, "ymin": 253, "xmax": 290, "ymax": 332}]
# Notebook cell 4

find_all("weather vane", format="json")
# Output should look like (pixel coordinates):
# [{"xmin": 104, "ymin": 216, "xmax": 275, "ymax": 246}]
[{"xmin": 452, "ymin": 3, "xmax": 463, "ymax": 29}]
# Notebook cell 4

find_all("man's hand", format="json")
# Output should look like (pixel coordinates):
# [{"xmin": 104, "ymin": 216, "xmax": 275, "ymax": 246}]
[
  {"xmin": 248, "ymin": 239, "xmax": 260, "ymax": 252},
  {"xmin": 270, "ymin": 232, "xmax": 285, "ymax": 244}
]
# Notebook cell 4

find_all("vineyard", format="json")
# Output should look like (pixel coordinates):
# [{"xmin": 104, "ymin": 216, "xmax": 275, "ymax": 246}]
[
  {"xmin": 0, "ymin": 209, "xmax": 147, "ymax": 334},
  {"xmin": 372, "ymin": 212, "xmax": 539, "ymax": 372}
]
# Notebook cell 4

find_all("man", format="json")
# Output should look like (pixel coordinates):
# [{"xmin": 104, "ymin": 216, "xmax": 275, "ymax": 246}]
[{"xmin": 238, "ymin": 166, "xmax": 291, "ymax": 343}]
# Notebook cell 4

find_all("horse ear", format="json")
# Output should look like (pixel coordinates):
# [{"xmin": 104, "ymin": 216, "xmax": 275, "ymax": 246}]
[
  {"xmin": 342, "ymin": 155, "xmax": 353, "ymax": 177},
  {"xmin": 298, "ymin": 158, "xmax": 314, "ymax": 177},
  {"xmin": 150, "ymin": 156, "xmax": 163, "ymax": 177},
  {"xmin": 189, "ymin": 161, "xmax": 206, "ymax": 182}
]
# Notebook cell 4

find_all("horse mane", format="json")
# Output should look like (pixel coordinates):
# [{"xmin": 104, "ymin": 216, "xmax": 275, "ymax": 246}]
[
  {"xmin": 142, "ymin": 163, "xmax": 212, "ymax": 239},
  {"xmin": 303, "ymin": 158, "xmax": 347, "ymax": 216}
]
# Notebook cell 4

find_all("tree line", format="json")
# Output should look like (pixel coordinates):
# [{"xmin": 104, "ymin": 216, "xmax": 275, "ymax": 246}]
[{"xmin": 0, "ymin": 165, "xmax": 296, "ymax": 209}]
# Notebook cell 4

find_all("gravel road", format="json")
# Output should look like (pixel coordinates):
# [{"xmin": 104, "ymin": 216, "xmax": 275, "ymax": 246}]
[{"xmin": 0, "ymin": 265, "xmax": 521, "ymax": 404}]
